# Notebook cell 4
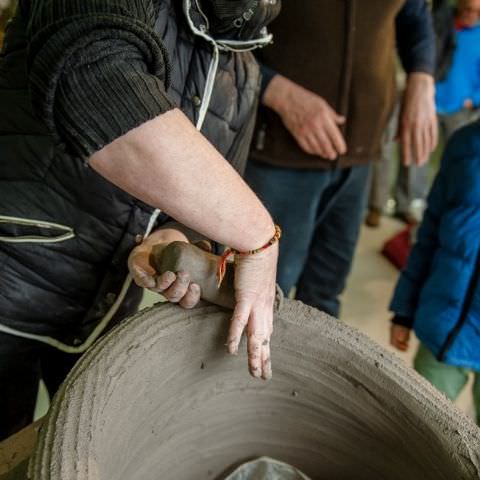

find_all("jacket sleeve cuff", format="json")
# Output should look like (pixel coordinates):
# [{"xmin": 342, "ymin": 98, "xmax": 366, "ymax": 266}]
[
  {"xmin": 391, "ymin": 315, "xmax": 414, "ymax": 329},
  {"xmin": 259, "ymin": 62, "xmax": 278, "ymax": 100}
]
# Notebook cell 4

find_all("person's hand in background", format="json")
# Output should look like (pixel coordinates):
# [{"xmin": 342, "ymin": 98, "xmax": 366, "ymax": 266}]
[
  {"xmin": 263, "ymin": 75, "xmax": 347, "ymax": 160},
  {"xmin": 398, "ymin": 72, "xmax": 438, "ymax": 167},
  {"xmin": 390, "ymin": 324, "xmax": 412, "ymax": 352}
]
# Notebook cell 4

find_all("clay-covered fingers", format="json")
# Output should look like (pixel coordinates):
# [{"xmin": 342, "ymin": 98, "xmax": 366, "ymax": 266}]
[
  {"xmin": 227, "ymin": 300, "xmax": 274, "ymax": 380},
  {"xmin": 247, "ymin": 333, "xmax": 264, "ymax": 378},
  {"xmin": 160, "ymin": 270, "xmax": 191, "ymax": 302},
  {"xmin": 128, "ymin": 249, "xmax": 157, "ymax": 289},
  {"xmin": 179, "ymin": 283, "xmax": 201, "ymax": 309},
  {"xmin": 226, "ymin": 301, "xmax": 250, "ymax": 355},
  {"xmin": 153, "ymin": 270, "xmax": 201, "ymax": 308}
]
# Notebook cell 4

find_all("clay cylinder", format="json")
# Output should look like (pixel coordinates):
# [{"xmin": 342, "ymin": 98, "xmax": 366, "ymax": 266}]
[{"xmin": 29, "ymin": 301, "xmax": 480, "ymax": 479}]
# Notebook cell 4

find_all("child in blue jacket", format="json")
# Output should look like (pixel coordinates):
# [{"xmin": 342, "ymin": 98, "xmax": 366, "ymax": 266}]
[{"xmin": 390, "ymin": 120, "xmax": 480, "ymax": 423}]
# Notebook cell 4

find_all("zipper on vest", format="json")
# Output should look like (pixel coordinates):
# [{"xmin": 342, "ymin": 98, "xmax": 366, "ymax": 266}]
[{"xmin": 438, "ymin": 245, "xmax": 480, "ymax": 361}]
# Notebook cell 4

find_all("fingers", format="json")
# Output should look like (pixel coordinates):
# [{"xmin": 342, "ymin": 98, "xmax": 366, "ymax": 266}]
[
  {"xmin": 310, "ymin": 130, "xmax": 336, "ymax": 160},
  {"xmin": 129, "ymin": 249, "xmax": 157, "ymax": 289},
  {"xmin": 227, "ymin": 300, "xmax": 273, "ymax": 381},
  {"xmin": 261, "ymin": 338, "xmax": 272, "ymax": 380},
  {"xmin": 390, "ymin": 325, "xmax": 410, "ymax": 352},
  {"xmin": 160, "ymin": 270, "xmax": 191, "ymax": 302},
  {"xmin": 226, "ymin": 301, "xmax": 250, "ymax": 355},
  {"xmin": 153, "ymin": 270, "xmax": 202, "ymax": 309},
  {"xmin": 179, "ymin": 283, "xmax": 201, "ymax": 309},
  {"xmin": 325, "ymin": 119, "xmax": 347, "ymax": 156},
  {"xmin": 131, "ymin": 264, "xmax": 156, "ymax": 289},
  {"xmin": 247, "ymin": 332, "xmax": 263, "ymax": 378}
]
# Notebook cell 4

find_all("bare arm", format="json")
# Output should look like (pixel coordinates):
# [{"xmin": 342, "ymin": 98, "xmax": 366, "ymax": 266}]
[
  {"xmin": 398, "ymin": 73, "xmax": 438, "ymax": 166},
  {"xmin": 90, "ymin": 108, "xmax": 274, "ymax": 251},
  {"xmin": 90, "ymin": 108, "xmax": 277, "ymax": 380}
]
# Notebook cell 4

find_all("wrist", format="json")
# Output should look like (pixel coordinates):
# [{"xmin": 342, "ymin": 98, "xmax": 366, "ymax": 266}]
[
  {"xmin": 406, "ymin": 72, "xmax": 434, "ymax": 92},
  {"xmin": 262, "ymin": 74, "xmax": 291, "ymax": 115}
]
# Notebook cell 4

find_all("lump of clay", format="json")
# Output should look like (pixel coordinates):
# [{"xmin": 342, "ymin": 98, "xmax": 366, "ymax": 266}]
[{"xmin": 29, "ymin": 301, "xmax": 480, "ymax": 480}]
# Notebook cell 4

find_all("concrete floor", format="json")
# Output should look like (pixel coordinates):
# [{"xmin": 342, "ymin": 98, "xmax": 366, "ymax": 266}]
[{"xmin": 34, "ymin": 216, "xmax": 475, "ymax": 422}]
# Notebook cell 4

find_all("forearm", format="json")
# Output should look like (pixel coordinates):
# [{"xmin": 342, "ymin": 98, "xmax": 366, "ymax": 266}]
[
  {"xmin": 90, "ymin": 109, "xmax": 274, "ymax": 252},
  {"xmin": 262, "ymin": 74, "xmax": 292, "ymax": 113}
]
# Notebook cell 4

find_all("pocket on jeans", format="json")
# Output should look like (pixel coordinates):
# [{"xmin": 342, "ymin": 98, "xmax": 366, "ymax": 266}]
[{"xmin": 0, "ymin": 215, "xmax": 75, "ymax": 244}]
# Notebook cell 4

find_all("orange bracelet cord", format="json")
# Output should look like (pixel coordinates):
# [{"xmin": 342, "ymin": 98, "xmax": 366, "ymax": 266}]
[{"xmin": 216, "ymin": 225, "xmax": 282, "ymax": 288}]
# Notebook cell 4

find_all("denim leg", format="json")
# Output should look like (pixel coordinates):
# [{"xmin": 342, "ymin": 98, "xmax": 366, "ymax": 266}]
[
  {"xmin": 295, "ymin": 164, "xmax": 371, "ymax": 317},
  {"xmin": 245, "ymin": 161, "xmax": 330, "ymax": 294},
  {"xmin": 395, "ymin": 162, "xmax": 429, "ymax": 215}
]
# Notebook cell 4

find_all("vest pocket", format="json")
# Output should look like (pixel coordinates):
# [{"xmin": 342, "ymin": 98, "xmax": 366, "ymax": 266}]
[{"xmin": 0, "ymin": 215, "xmax": 75, "ymax": 244}]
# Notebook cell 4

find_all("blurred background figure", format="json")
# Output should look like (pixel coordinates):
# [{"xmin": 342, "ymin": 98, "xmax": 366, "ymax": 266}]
[
  {"xmin": 367, "ymin": 0, "xmax": 480, "ymax": 228},
  {"xmin": 436, "ymin": 0, "xmax": 480, "ymax": 138},
  {"xmin": 389, "ymin": 120, "xmax": 480, "ymax": 425},
  {"xmin": 0, "ymin": 0, "xmax": 14, "ymax": 47}
]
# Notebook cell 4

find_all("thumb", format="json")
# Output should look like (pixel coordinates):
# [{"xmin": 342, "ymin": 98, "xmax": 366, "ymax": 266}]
[{"xmin": 334, "ymin": 113, "xmax": 346, "ymax": 124}]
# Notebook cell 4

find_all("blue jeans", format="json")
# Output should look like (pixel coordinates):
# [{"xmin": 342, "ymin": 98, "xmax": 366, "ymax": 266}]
[{"xmin": 245, "ymin": 161, "xmax": 371, "ymax": 317}]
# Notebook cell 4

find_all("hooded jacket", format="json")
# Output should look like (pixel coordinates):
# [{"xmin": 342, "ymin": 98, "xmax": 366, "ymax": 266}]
[
  {"xmin": 391, "ymin": 121, "xmax": 480, "ymax": 370},
  {"xmin": 0, "ymin": 0, "xmax": 279, "ymax": 346}
]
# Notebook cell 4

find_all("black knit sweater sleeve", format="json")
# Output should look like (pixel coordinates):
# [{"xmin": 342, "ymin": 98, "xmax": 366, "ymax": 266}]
[{"xmin": 22, "ymin": 0, "xmax": 175, "ymax": 159}]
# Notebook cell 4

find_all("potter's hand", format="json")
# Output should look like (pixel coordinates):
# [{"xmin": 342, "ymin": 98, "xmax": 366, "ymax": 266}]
[
  {"xmin": 263, "ymin": 75, "xmax": 346, "ymax": 160},
  {"xmin": 128, "ymin": 228, "xmax": 201, "ymax": 309},
  {"xmin": 398, "ymin": 73, "xmax": 438, "ymax": 167},
  {"xmin": 226, "ymin": 244, "xmax": 278, "ymax": 381},
  {"xmin": 390, "ymin": 324, "xmax": 411, "ymax": 352}
]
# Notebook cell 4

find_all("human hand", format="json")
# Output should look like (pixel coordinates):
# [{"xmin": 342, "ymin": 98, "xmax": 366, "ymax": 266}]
[
  {"xmin": 225, "ymin": 243, "xmax": 278, "ymax": 381},
  {"xmin": 263, "ymin": 75, "xmax": 346, "ymax": 159},
  {"xmin": 398, "ymin": 73, "xmax": 438, "ymax": 167},
  {"xmin": 128, "ymin": 228, "xmax": 201, "ymax": 309},
  {"xmin": 390, "ymin": 324, "xmax": 411, "ymax": 352},
  {"xmin": 464, "ymin": 99, "xmax": 474, "ymax": 110}
]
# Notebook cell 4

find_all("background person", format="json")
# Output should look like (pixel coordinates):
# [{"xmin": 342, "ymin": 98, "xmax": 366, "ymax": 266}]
[
  {"xmin": 390, "ymin": 120, "xmax": 480, "ymax": 424},
  {"xmin": 246, "ymin": 0, "xmax": 437, "ymax": 317}
]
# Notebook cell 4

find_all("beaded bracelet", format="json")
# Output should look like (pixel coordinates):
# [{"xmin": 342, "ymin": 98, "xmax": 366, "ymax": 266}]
[{"xmin": 216, "ymin": 225, "xmax": 282, "ymax": 287}]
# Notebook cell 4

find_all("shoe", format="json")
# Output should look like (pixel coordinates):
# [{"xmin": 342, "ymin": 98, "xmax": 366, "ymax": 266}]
[
  {"xmin": 365, "ymin": 209, "xmax": 382, "ymax": 228},
  {"xmin": 394, "ymin": 211, "xmax": 418, "ymax": 226}
]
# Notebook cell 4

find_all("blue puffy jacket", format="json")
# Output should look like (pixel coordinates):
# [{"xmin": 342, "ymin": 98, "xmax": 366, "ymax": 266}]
[
  {"xmin": 435, "ymin": 23, "xmax": 480, "ymax": 114},
  {"xmin": 390, "ymin": 120, "xmax": 480, "ymax": 370}
]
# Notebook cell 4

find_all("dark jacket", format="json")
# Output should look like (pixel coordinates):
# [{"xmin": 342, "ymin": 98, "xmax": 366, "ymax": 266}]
[
  {"xmin": 251, "ymin": 0, "xmax": 435, "ymax": 170},
  {"xmin": 391, "ymin": 121, "xmax": 480, "ymax": 370},
  {"xmin": 0, "ymin": 0, "xmax": 275, "ymax": 342},
  {"xmin": 432, "ymin": 0, "xmax": 456, "ymax": 81}
]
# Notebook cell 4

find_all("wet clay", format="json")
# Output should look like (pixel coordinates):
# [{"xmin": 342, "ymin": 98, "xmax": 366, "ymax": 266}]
[
  {"xmin": 152, "ymin": 242, "xmax": 235, "ymax": 308},
  {"xmin": 29, "ymin": 301, "xmax": 480, "ymax": 480}
]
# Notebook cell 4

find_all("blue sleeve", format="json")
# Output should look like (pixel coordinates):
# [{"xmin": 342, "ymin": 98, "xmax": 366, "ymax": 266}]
[
  {"xmin": 259, "ymin": 62, "xmax": 278, "ymax": 100},
  {"xmin": 396, "ymin": 0, "xmax": 436, "ymax": 75},
  {"xmin": 473, "ymin": 58, "xmax": 480, "ymax": 108},
  {"xmin": 390, "ymin": 158, "xmax": 447, "ymax": 317}
]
